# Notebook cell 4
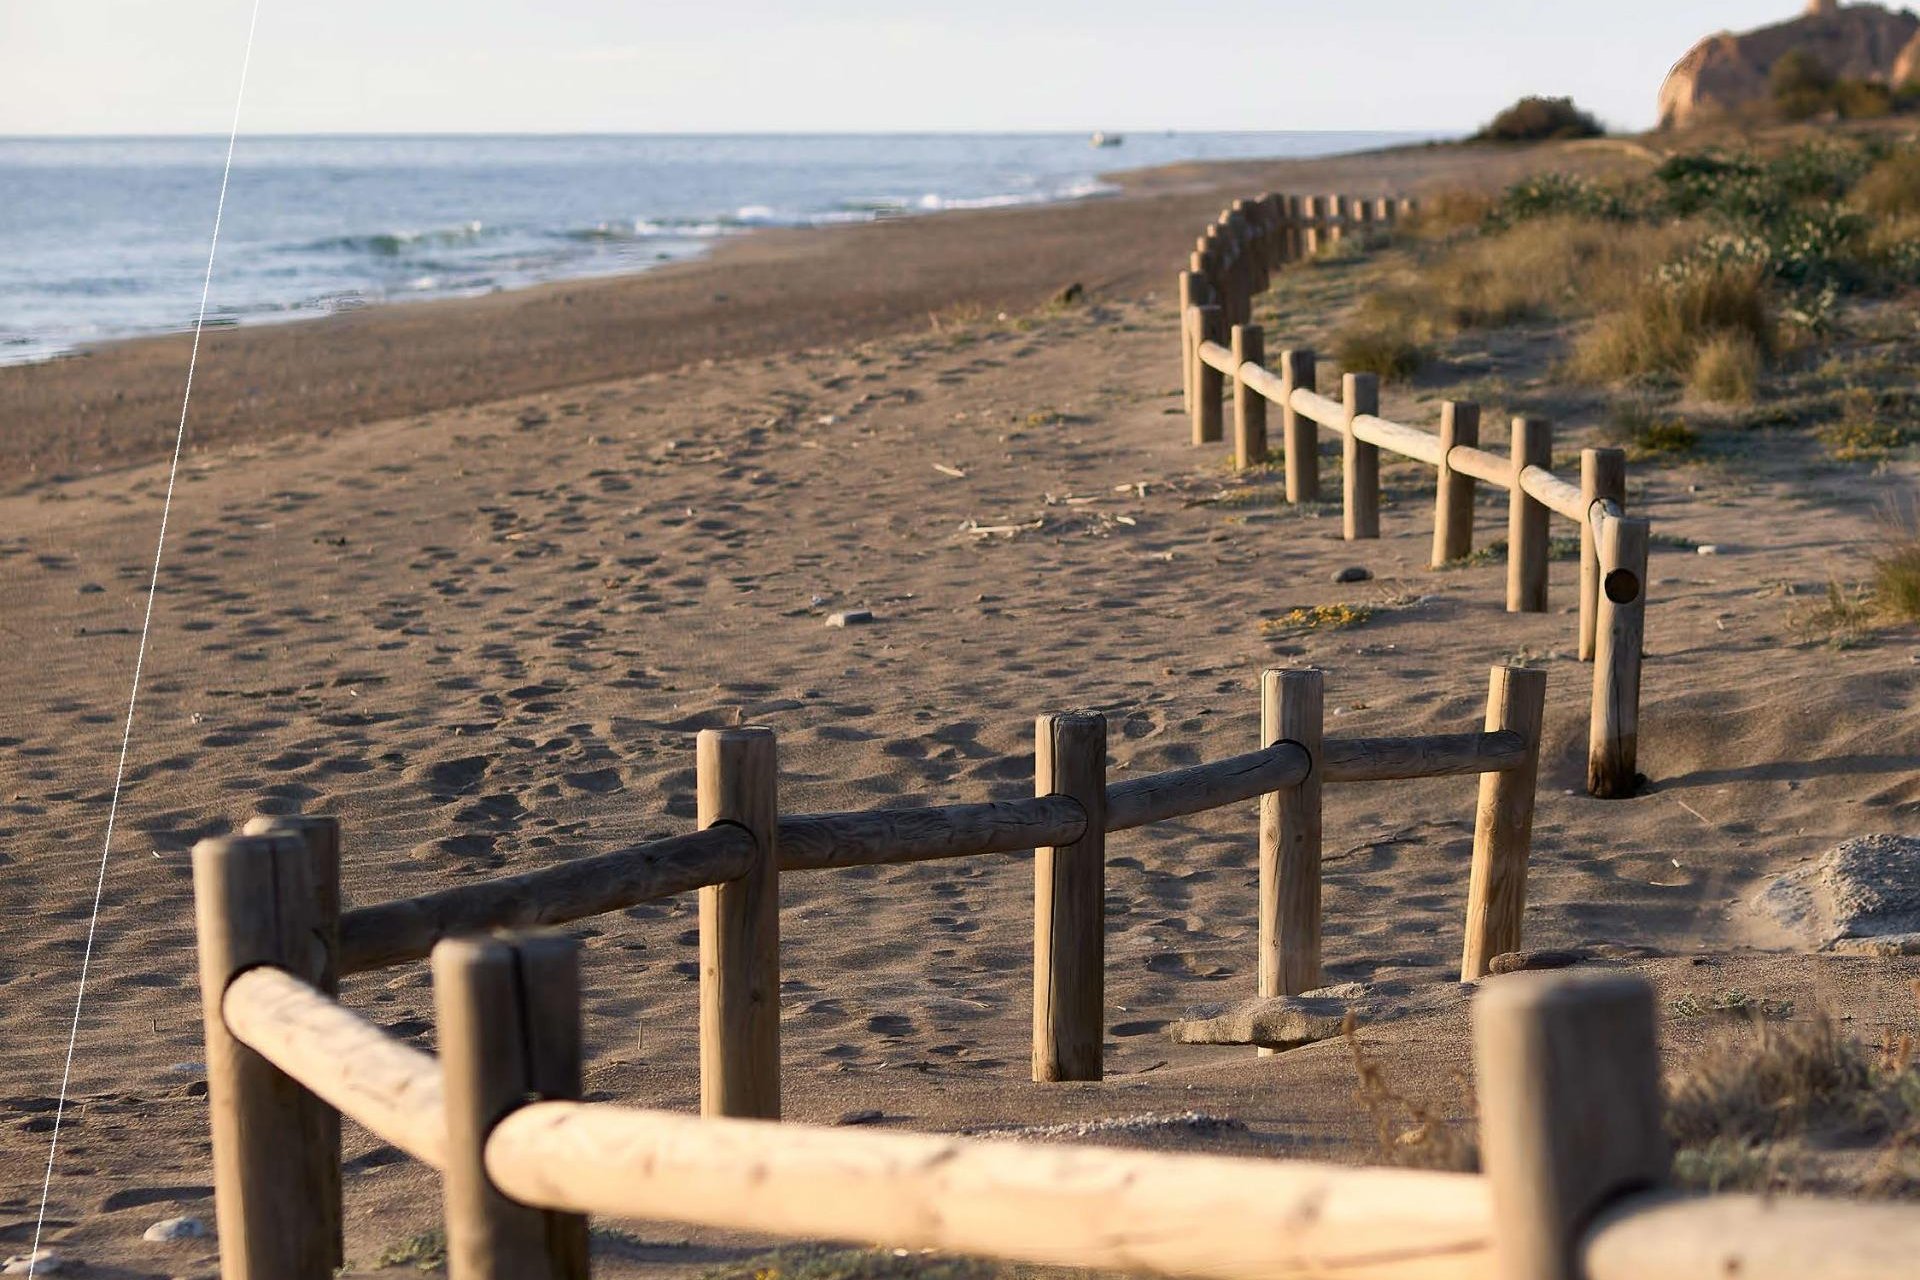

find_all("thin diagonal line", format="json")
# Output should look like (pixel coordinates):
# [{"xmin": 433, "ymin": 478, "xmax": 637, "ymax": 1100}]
[{"xmin": 26, "ymin": 3, "xmax": 263, "ymax": 1272}]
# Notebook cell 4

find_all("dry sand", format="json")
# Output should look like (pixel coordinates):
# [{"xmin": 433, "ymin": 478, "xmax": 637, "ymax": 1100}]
[{"xmin": 1, "ymin": 138, "xmax": 1917, "ymax": 1278}]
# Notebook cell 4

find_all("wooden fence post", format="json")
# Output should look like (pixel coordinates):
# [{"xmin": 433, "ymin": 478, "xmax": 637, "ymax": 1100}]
[
  {"xmin": 1433, "ymin": 401, "xmax": 1480, "ymax": 567},
  {"xmin": 238, "ymin": 814, "xmax": 341, "ymax": 1270},
  {"xmin": 697, "ymin": 726, "xmax": 781, "ymax": 1118},
  {"xmin": 1178, "ymin": 270, "xmax": 1205, "ymax": 427},
  {"xmin": 1579, "ymin": 448, "xmax": 1627, "ymax": 662},
  {"xmin": 1280, "ymin": 349, "xmax": 1318, "ymax": 503},
  {"xmin": 1325, "ymin": 194, "xmax": 1346, "ymax": 248},
  {"xmin": 1232, "ymin": 323, "xmax": 1267, "ymax": 469},
  {"xmin": 192, "ymin": 833, "xmax": 333, "ymax": 1280},
  {"xmin": 1461, "ymin": 665, "xmax": 1547, "ymax": 980},
  {"xmin": 1033, "ymin": 712, "xmax": 1107, "ymax": 1083},
  {"xmin": 1301, "ymin": 195, "xmax": 1322, "ymax": 257},
  {"xmin": 434, "ymin": 933, "xmax": 590, "ymax": 1280},
  {"xmin": 1260, "ymin": 669, "xmax": 1324, "ymax": 1031},
  {"xmin": 1284, "ymin": 194, "xmax": 1303, "ymax": 261},
  {"xmin": 1342, "ymin": 372, "xmax": 1381, "ymax": 540},
  {"xmin": 1473, "ymin": 972, "xmax": 1668, "ymax": 1280},
  {"xmin": 1192, "ymin": 304, "xmax": 1225, "ymax": 446},
  {"xmin": 1588, "ymin": 515, "xmax": 1649, "ymax": 799},
  {"xmin": 1507, "ymin": 417, "xmax": 1552, "ymax": 613}
]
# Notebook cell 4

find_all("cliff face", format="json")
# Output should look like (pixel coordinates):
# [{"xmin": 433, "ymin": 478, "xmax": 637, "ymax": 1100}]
[{"xmin": 1658, "ymin": 3, "xmax": 1920, "ymax": 129}]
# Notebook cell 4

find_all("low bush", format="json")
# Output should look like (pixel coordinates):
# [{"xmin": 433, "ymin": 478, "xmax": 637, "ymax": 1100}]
[
  {"xmin": 1474, "ymin": 96, "xmax": 1604, "ymax": 143},
  {"xmin": 1573, "ymin": 259, "xmax": 1775, "ymax": 384},
  {"xmin": 1873, "ymin": 497, "xmax": 1920, "ymax": 622},
  {"xmin": 1853, "ymin": 149, "xmax": 1920, "ymax": 217}
]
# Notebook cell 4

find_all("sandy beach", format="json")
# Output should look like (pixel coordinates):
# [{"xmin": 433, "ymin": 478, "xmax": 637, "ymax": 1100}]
[{"xmin": 3, "ymin": 136, "xmax": 1918, "ymax": 1277}]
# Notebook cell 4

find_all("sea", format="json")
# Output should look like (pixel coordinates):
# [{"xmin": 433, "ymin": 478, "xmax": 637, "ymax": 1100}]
[{"xmin": 0, "ymin": 132, "xmax": 1427, "ymax": 365}]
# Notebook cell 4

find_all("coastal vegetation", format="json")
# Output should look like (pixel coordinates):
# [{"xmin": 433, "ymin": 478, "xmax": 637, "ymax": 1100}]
[{"xmin": 1471, "ymin": 94, "xmax": 1605, "ymax": 143}]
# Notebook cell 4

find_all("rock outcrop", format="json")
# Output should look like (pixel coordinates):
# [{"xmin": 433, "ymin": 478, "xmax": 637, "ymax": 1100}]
[
  {"xmin": 1658, "ymin": 2, "xmax": 1920, "ymax": 129},
  {"xmin": 1756, "ymin": 834, "xmax": 1920, "ymax": 955}
]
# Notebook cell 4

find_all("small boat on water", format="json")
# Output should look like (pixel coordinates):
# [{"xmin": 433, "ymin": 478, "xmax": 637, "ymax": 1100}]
[{"xmin": 1089, "ymin": 132, "xmax": 1124, "ymax": 148}]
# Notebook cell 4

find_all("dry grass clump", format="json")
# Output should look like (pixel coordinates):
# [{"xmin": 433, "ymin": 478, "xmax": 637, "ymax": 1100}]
[
  {"xmin": 1334, "ymin": 325, "xmax": 1428, "ymax": 379},
  {"xmin": 1571, "ymin": 260, "xmax": 1775, "ymax": 385},
  {"xmin": 1345, "ymin": 1016, "xmax": 1478, "ymax": 1172},
  {"xmin": 1819, "ymin": 416, "xmax": 1911, "ymax": 461},
  {"xmin": 1606, "ymin": 404, "xmax": 1699, "ymax": 458},
  {"xmin": 1689, "ymin": 332, "xmax": 1764, "ymax": 403},
  {"xmin": 1331, "ymin": 217, "xmax": 1689, "ymax": 375},
  {"xmin": 1403, "ymin": 189, "xmax": 1493, "ymax": 239},
  {"xmin": 1666, "ymin": 1014, "xmax": 1920, "ymax": 1197},
  {"xmin": 1667, "ymin": 1014, "xmax": 1882, "ymax": 1147},
  {"xmin": 1852, "ymin": 149, "xmax": 1920, "ymax": 217},
  {"xmin": 1791, "ymin": 580, "xmax": 1880, "ymax": 648},
  {"xmin": 1873, "ymin": 496, "xmax": 1920, "ymax": 623}
]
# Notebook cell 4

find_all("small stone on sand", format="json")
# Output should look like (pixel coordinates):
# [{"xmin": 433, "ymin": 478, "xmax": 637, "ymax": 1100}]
[
  {"xmin": 1696, "ymin": 544, "xmax": 1720, "ymax": 556},
  {"xmin": 3, "ymin": 1250, "xmax": 62, "ymax": 1275},
  {"xmin": 1333, "ymin": 566, "xmax": 1372, "ymax": 583},
  {"xmin": 826, "ymin": 610, "xmax": 873, "ymax": 627},
  {"xmin": 836, "ymin": 1108, "xmax": 885, "ymax": 1125},
  {"xmin": 143, "ymin": 1216, "xmax": 208, "ymax": 1243}
]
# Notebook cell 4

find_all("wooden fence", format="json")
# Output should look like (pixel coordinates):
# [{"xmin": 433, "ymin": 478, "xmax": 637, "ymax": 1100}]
[
  {"xmin": 192, "ymin": 827, "xmax": 1918, "ymax": 1280},
  {"xmin": 1177, "ymin": 193, "xmax": 1648, "ymax": 799},
  {"xmin": 188, "ymin": 662, "xmax": 1583, "ymax": 1275}
]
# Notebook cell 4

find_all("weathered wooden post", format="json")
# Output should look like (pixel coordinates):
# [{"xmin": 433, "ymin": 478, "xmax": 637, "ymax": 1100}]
[
  {"xmin": 1260, "ymin": 192, "xmax": 1285, "ymax": 272},
  {"xmin": 1260, "ymin": 669, "xmax": 1324, "ymax": 1033},
  {"xmin": 1283, "ymin": 194, "xmax": 1304, "ymax": 261},
  {"xmin": 1325, "ymin": 194, "xmax": 1346, "ymax": 248},
  {"xmin": 1579, "ymin": 448, "xmax": 1627, "ymax": 661},
  {"xmin": 1474, "ymin": 972, "xmax": 1668, "ymax": 1280},
  {"xmin": 238, "ymin": 813, "xmax": 342, "ymax": 1270},
  {"xmin": 1033, "ymin": 711, "xmax": 1106, "ymax": 1083},
  {"xmin": 1342, "ymin": 372, "xmax": 1381, "ymax": 540},
  {"xmin": 1280, "ymin": 349, "xmax": 1318, "ymax": 503},
  {"xmin": 1461, "ymin": 665, "xmax": 1547, "ymax": 980},
  {"xmin": 1192, "ymin": 303, "xmax": 1225, "ymax": 446},
  {"xmin": 1433, "ymin": 400, "xmax": 1480, "ymax": 567},
  {"xmin": 1178, "ymin": 270, "xmax": 1207, "ymax": 428},
  {"xmin": 192, "ymin": 833, "xmax": 334, "ymax": 1280},
  {"xmin": 1300, "ymin": 195, "xmax": 1323, "ymax": 257},
  {"xmin": 434, "ymin": 932, "xmax": 589, "ymax": 1280},
  {"xmin": 1588, "ymin": 514, "xmax": 1649, "ymax": 799},
  {"xmin": 1507, "ymin": 417, "xmax": 1552, "ymax": 613},
  {"xmin": 697, "ymin": 726, "xmax": 781, "ymax": 1118},
  {"xmin": 1232, "ymin": 323, "xmax": 1267, "ymax": 470}
]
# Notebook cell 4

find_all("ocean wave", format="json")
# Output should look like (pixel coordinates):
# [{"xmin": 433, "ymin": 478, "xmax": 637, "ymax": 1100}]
[{"xmin": 303, "ymin": 220, "xmax": 492, "ymax": 255}]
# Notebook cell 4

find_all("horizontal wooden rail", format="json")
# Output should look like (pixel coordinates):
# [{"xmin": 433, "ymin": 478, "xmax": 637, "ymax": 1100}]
[
  {"xmin": 1582, "ymin": 1191, "xmax": 1920, "ymax": 1280},
  {"xmin": 1238, "ymin": 359, "xmax": 1288, "ymax": 403},
  {"xmin": 779, "ymin": 797, "xmax": 1087, "ymax": 871},
  {"xmin": 1447, "ymin": 443, "xmax": 1511, "ymax": 488},
  {"xmin": 1198, "ymin": 339, "xmax": 1237, "ymax": 376},
  {"xmin": 1351, "ymin": 414, "xmax": 1445, "ymax": 468},
  {"xmin": 1322, "ymin": 730, "xmax": 1526, "ymax": 782},
  {"xmin": 1106, "ymin": 741, "xmax": 1312, "ymax": 832},
  {"xmin": 222, "ymin": 966, "xmax": 448, "ymax": 1170},
  {"xmin": 1288, "ymin": 386, "xmax": 1346, "ymax": 430},
  {"xmin": 485, "ymin": 1101, "xmax": 1494, "ymax": 1280},
  {"xmin": 1519, "ymin": 465, "xmax": 1587, "ymax": 522},
  {"xmin": 339, "ymin": 826, "xmax": 755, "ymax": 974}
]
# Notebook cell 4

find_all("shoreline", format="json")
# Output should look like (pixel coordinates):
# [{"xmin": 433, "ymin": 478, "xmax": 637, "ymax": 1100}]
[{"xmin": 0, "ymin": 137, "xmax": 1618, "ymax": 495}]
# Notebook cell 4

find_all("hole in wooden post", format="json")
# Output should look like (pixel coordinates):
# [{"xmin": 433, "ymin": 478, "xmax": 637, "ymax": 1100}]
[{"xmin": 1604, "ymin": 568, "xmax": 1641, "ymax": 605}]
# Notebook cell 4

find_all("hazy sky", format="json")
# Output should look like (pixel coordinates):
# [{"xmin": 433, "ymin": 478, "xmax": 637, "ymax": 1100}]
[{"xmin": 3, "ymin": 1, "xmax": 1805, "ymax": 135}]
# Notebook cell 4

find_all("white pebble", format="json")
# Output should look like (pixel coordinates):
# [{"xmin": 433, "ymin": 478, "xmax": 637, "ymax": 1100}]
[
  {"xmin": 826, "ymin": 610, "xmax": 874, "ymax": 628},
  {"xmin": 1696, "ymin": 544, "xmax": 1720, "ymax": 556},
  {"xmin": 143, "ymin": 1216, "xmax": 208, "ymax": 1243}
]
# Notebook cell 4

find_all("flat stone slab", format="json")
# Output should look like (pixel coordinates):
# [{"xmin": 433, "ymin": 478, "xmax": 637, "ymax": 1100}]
[
  {"xmin": 1757, "ymin": 834, "xmax": 1920, "ymax": 955},
  {"xmin": 1170, "ymin": 981, "xmax": 1467, "ymax": 1050}
]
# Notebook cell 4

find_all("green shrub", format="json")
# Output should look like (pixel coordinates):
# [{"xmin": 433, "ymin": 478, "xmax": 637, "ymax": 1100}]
[{"xmin": 1474, "ymin": 96, "xmax": 1604, "ymax": 143}]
